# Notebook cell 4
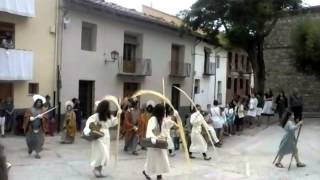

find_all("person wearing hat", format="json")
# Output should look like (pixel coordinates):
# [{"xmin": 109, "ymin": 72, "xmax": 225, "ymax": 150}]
[
  {"xmin": 123, "ymin": 98, "xmax": 140, "ymax": 155},
  {"xmin": 23, "ymin": 95, "xmax": 48, "ymax": 159},
  {"xmin": 61, "ymin": 101, "xmax": 77, "ymax": 144}
]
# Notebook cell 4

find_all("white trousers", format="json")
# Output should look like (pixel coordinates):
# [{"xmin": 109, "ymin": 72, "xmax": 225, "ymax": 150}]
[
  {"xmin": 207, "ymin": 125, "xmax": 219, "ymax": 143},
  {"xmin": 0, "ymin": 117, "xmax": 5, "ymax": 135}
]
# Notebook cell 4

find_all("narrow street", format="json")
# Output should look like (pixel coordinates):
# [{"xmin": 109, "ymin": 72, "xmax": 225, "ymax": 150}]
[{"xmin": 2, "ymin": 118, "xmax": 320, "ymax": 180}]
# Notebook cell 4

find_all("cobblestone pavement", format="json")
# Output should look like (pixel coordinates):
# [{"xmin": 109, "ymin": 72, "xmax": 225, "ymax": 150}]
[{"xmin": 2, "ymin": 118, "xmax": 320, "ymax": 180}]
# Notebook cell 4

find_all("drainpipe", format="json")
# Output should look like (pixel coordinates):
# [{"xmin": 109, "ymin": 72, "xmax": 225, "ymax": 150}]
[{"xmin": 55, "ymin": 0, "xmax": 63, "ymax": 132}]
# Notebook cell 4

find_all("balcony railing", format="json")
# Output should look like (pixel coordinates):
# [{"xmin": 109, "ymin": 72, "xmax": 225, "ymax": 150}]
[
  {"xmin": 0, "ymin": 48, "xmax": 33, "ymax": 80},
  {"xmin": 169, "ymin": 61, "xmax": 191, "ymax": 77},
  {"xmin": 118, "ymin": 58, "xmax": 152, "ymax": 76},
  {"xmin": 203, "ymin": 62, "xmax": 216, "ymax": 76},
  {"xmin": 0, "ymin": 0, "xmax": 35, "ymax": 17}
]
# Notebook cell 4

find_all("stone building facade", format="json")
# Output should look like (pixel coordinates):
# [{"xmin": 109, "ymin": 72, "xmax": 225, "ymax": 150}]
[{"xmin": 264, "ymin": 6, "xmax": 320, "ymax": 112}]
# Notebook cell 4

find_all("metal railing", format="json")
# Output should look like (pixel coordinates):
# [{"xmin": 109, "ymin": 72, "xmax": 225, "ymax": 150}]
[
  {"xmin": 169, "ymin": 61, "xmax": 191, "ymax": 77},
  {"xmin": 203, "ymin": 62, "xmax": 216, "ymax": 75},
  {"xmin": 118, "ymin": 58, "xmax": 152, "ymax": 76}
]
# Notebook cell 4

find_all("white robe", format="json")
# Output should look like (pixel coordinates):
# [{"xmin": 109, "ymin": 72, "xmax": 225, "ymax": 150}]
[
  {"xmin": 211, "ymin": 106, "xmax": 225, "ymax": 129},
  {"xmin": 162, "ymin": 116, "xmax": 176, "ymax": 150},
  {"xmin": 189, "ymin": 112, "xmax": 207, "ymax": 153},
  {"xmin": 144, "ymin": 116, "xmax": 170, "ymax": 176},
  {"xmin": 83, "ymin": 113, "xmax": 118, "ymax": 168},
  {"xmin": 247, "ymin": 97, "xmax": 258, "ymax": 117}
]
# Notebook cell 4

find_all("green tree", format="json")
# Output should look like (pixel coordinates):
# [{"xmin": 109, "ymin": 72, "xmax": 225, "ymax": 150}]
[
  {"xmin": 180, "ymin": 0, "xmax": 302, "ymax": 93},
  {"xmin": 291, "ymin": 19, "xmax": 320, "ymax": 76}
]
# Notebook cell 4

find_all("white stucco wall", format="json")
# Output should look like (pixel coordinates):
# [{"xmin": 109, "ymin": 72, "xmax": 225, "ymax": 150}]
[
  {"xmin": 60, "ymin": 8, "xmax": 194, "ymax": 109},
  {"xmin": 215, "ymin": 48, "xmax": 228, "ymax": 106},
  {"xmin": 0, "ymin": 0, "xmax": 57, "ymax": 109},
  {"xmin": 193, "ymin": 42, "xmax": 216, "ymax": 109},
  {"xmin": 193, "ymin": 42, "xmax": 228, "ymax": 109}
]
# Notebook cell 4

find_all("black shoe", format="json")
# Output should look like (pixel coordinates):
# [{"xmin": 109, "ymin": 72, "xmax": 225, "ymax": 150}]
[
  {"xmin": 297, "ymin": 163, "xmax": 306, "ymax": 168},
  {"xmin": 28, "ymin": 149, "xmax": 32, "ymax": 155},
  {"xmin": 35, "ymin": 154, "xmax": 41, "ymax": 159},
  {"xmin": 204, "ymin": 157, "xmax": 212, "ymax": 161},
  {"xmin": 214, "ymin": 143, "xmax": 222, "ymax": 148},
  {"xmin": 142, "ymin": 171, "xmax": 151, "ymax": 180},
  {"xmin": 132, "ymin": 151, "xmax": 139, "ymax": 156},
  {"xmin": 157, "ymin": 175, "xmax": 162, "ymax": 180}
]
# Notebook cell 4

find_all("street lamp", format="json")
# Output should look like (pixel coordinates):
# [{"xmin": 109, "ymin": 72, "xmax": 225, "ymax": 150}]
[{"xmin": 104, "ymin": 50, "xmax": 119, "ymax": 64}]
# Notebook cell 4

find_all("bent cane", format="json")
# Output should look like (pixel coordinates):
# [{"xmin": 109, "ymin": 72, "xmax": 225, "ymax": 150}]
[{"xmin": 288, "ymin": 124, "xmax": 303, "ymax": 171}]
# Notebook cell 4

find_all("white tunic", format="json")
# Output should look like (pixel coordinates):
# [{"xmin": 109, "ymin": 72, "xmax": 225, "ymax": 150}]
[
  {"xmin": 247, "ymin": 97, "xmax": 258, "ymax": 117},
  {"xmin": 83, "ymin": 113, "xmax": 118, "ymax": 168},
  {"xmin": 211, "ymin": 106, "xmax": 225, "ymax": 129},
  {"xmin": 162, "ymin": 116, "xmax": 176, "ymax": 150},
  {"xmin": 189, "ymin": 112, "xmax": 207, "ymax": 153},
  {"xmin": 144, "ymin": 116, "xmax": 170, "ymax": 176}
]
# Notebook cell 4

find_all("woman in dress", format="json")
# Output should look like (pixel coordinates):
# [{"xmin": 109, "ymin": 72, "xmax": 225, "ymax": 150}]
[
  {"xmin": 276, "ymin": 91, "xmax": 288, "ymax": 121},
  {"xmin": 143, "ymin": 104, "xmax": 174, "ymax": 180},
  {"xmin": 275, "ymin": 112, "xmax": 305, "ymax": 168},
  {"xmin": 211, "ymin": 101, "xmax": 226, "ymax": 144},
  {"xmin": 235, "ymin": 98, "xmax": 245, "ymax": 134},
  {"xmin": 83, "ymin": 100, "xmax": 119, "ymax": 177},
  {"xmin": 23, "ymin": 95, "xmax": 47, "ymax": 159},
  {"xmin": 262, "ymin": 88, "xmax": 274, "ymax": 125},
  {"xmin": 246, "ymin": 93, "xmax": 258, "ymax": 128},
  {"xmin": 61, "ymin": 101, "xmax": 77, "ymax": 144},
  {"xmin": 189, "ymin": 106, "xmax": 212, "ymax": 160}
]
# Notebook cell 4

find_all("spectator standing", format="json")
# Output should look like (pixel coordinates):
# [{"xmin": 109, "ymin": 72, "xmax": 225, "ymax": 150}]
[
  {"xmin": 235, "ymin": 98, "xmax": 245, "ymax": 134},
  {"xmin": 211, "ymin": 101, "xmax": 225, "ymax": 144},
  {"xmin": 44, "ymin": 95, "xmax": 55, "ymax": 136},
  {"xmin": 276, "ymin": 91, "xmax": 288, "ymax": 121},
  {"xmin": 72, "ymin": 98, "xmax": 82, "ymax": 131},
  {"xmin": 0, "ymin": 109, "xmax": 5, "ymax": 137},
  {"xmin": 289, "ymin": 89, "xmax": 303, "ymax": 122},
  {"xmin": 3, "ymin": 97, "xmax": 14, "ymax": 133},
  {"xmin": 246, "ymin": 93, "xmax": 258, "ymax": 127},
  {"xmin": 262, "ymin": 88, "xmax": 274, "ymax": 125},
  {"xmin": 256, "ymin": 93, "xmax": 264, "ymax": 122}
]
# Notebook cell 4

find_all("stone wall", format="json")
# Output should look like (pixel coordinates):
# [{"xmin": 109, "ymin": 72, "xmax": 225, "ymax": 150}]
[{"xmin": 264, "ymin": 8, "xmax": 320, "ymax": 112}]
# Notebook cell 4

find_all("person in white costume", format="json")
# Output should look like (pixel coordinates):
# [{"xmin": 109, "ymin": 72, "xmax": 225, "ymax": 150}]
[
  {"xmin": 211, "ymin": 100, "xmax": 226, "ymax": 144},
  {"xmin": 246, "ymin": 93, "xmax": 258, "ymax": 127},
  {"xmin": 143, "ymin": 104, "xmax": 178, "ymax": 180},
  {"xmin": 83, "ymin": 100, "xmax": 120, "ymax": 178},
  {"xmin": 189, "ymin": 106, "xmax": 212, "ymax": 160},
  {"xmin": 162, "ymin": 105, "xmax": 178, "ymax": 157}
]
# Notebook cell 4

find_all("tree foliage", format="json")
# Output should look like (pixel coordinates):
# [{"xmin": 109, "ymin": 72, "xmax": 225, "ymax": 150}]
[
  {"xmin": 291, "ymin": 19, "xmax": 320, "ymax": 76},
  {"xmin": 180, "ymin": 0, "xmax": 302, "ymax": 93}
]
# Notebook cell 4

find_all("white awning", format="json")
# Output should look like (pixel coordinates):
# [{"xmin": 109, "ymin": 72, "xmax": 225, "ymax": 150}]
[
  {"xmin": 0, "ymin": 0, "xmax": 35, "ymax": 17},
  {"xmin": 0, "ymin": 48, "xmax": 33, "ymax": 80}
]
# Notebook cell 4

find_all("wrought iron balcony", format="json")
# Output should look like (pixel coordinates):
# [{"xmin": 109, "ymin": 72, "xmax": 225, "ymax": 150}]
[
  {"xmin": 203, "ymin": 62, "xmax": 216, "ymax": 76},
  {"xmin": 0, "ymin": 48, "xmax": 33, "ymax": 80},
  {"xmin": 118, "ymin": 58, "xmax": 152, "ymax": 76},
  {"xmin": 169, "ymin": 61, "xmax": 191, "ymax": 78}
]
